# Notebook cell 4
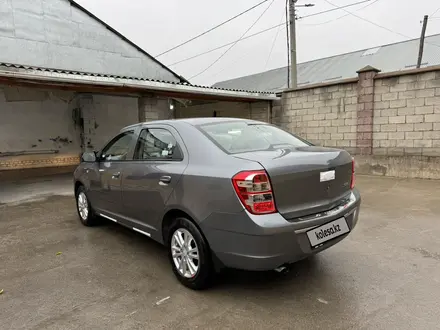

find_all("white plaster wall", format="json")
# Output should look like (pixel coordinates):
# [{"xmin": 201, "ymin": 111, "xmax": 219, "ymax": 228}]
[{"xmin": 0, "ymin": 85, "xmax": 81, "ymax": 154}]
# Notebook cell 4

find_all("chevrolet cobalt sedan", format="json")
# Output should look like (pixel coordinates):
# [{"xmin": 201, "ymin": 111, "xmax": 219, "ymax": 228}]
[{"xmin": 74, "ymin": 118, "xmax": 361, "ymax": 290}]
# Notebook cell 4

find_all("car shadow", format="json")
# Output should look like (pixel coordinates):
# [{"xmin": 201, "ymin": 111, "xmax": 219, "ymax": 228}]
[
  {"xmin": 214, "ymin": 256, "xmax": 322, "ymax": 289},
  {"xmin": 97, "ymin": 220, "xmax": 331, "ymax": 294}
]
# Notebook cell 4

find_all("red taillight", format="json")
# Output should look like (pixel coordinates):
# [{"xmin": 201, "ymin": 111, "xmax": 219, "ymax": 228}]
[
  {"xmin": 350, "ymin": 158, "xmax": 355, "ymax": 189},
  {"xmin": 232, "ymin": 170, "xmax": 276, "ymax": 215}
]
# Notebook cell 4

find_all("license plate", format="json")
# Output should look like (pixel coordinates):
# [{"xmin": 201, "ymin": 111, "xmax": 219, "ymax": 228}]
[{"xmin": 306, "ymin": 218, "xmax": 350, "ymax": 247}]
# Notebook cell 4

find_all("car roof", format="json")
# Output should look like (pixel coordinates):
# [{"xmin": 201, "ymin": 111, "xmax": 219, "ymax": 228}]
[{"xmin": 122, "ymin": 117, "xmax": 265, "ymax": 131}]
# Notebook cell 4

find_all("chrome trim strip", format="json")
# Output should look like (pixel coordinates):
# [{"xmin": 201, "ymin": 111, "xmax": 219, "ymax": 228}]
[
  {"xmin": 133, "ymin": 227, "xmax": 151, "ymax": 237},
  {"xmin": 294, "ymin": 192, "xmax": 357, "ymax": 233},
  {"xmin": 99, "ymin": 213, "xmax": 117, "ymax": 223}
]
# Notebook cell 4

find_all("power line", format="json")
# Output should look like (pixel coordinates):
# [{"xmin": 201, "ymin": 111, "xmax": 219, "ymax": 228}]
[
  {"xmin": 168, "ymin": 0, "xmax": 373, "ymax": 67},
  {"xmin": 264, "ymin": 3, "xmax": 286, "ymax": 70},
  {"xmin": 431, "ymin": 6, "xmax": 440, "ymax": 17},
  {"xmin": 155, "ymin": 0, "xmax": 270, "ymax": 57},
  {"xmin": 323, "ymin": 0, "xmax": 409, "ymax": 39},
  {"xmin": 203, "ymin": 26, "xmax": 288, "ymax": 82},
  {"xmin": 300, "ymin": 0, "xmax": 379, "ymax": 26},
  {"xmin": 297, "ymin": 0, "xmax": 371, "ymax": 20},
  {"xmin": 324, "ymin": 0, "xmax": 440, "ymax": 49},
  {"xmin": 169, "ymin": 23, "xmax": 286, "ymax": 66},
  {"xmin": 188, "ymin": 0, "xmax": 277, "ymax": 80}
]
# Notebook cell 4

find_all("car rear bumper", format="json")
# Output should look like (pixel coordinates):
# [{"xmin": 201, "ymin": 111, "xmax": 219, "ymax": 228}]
[{"xmin": 202, "ymin": 189, "xmax": 361, "ymax": 271}]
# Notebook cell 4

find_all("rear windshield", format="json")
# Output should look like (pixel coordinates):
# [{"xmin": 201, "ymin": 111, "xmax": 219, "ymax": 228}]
[{"xmin": 198, "ymin": 121, "xmax": 310, "ymax": 154}]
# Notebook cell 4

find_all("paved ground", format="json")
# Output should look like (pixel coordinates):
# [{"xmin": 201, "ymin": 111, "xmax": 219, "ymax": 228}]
[{"xmin": 1, "ymin": 175, "xmax": 440, "ymax": 329}]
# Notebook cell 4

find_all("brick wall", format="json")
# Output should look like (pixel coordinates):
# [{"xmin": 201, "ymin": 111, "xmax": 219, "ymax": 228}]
[{"xmin": 279, "ymin": 66, "xmax": 440, "ymax": 179}]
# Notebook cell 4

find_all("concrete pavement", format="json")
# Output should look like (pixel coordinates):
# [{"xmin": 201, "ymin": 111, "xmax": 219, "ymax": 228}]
[
  {"xmin": 0, "ymin": 175, "xmax": 440, "ymax": 329},
  {"xmin": 0, "ymin": 174, "xmax": 73, "ymax": 205}
]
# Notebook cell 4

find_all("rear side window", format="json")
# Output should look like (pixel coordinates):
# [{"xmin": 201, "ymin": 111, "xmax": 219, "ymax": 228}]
[
  {"xmin": 134, "ymin": 128, "xmax": 183, "ymax": 160},
  {"xmin": 198, "ymin": 122, "xmax": 310, "ymax": 154}
]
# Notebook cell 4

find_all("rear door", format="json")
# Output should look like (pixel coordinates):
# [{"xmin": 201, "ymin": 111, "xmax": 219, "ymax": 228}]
[{"xmin": 120, "ymin": 125, "xmax": 188, "ymax": 236}]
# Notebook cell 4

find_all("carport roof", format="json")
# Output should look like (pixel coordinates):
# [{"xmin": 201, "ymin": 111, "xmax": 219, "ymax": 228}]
[{"xmin": 0, "ymin": 62, "xmax": 278, "ymax": 102}]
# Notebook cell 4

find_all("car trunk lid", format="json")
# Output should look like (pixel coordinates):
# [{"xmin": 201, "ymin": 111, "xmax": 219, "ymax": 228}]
[{"xmin": 233, "ymin": 146, "xmax": 353, "ymax": 220}]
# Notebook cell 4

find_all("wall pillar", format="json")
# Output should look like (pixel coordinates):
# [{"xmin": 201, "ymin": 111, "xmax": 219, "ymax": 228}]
[
  {"xmin": 78, "ymin": 94, "xmax": 96, "ymax": 152},
  {"xmin": 356, "ymin": 65, "xmax": 381, "ymax": 155}
]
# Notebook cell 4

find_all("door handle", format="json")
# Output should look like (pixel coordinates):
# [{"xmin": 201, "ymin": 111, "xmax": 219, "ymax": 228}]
[
  {"xmin": 112, "ymin": 172, "xmax": 121, "ymax": 179},
  {"xmin": 159, "ymin": 175, "xmax": 172, "ymax": 185}
]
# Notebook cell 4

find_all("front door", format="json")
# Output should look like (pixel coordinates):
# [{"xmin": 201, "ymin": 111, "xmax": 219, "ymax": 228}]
[
  {"xmin": 121, "ymin": 125, "xmax": 188, "ymax": 238},
  {"xmin": 90, "ymin": 130, "xmax": 136, "ymax": 216}
]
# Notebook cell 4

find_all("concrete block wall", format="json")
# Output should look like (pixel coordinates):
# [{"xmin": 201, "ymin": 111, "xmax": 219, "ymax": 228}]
[
  {"xmin": 280, "ymin": 82, "xmax": 358, "ymax": 154},
  {"xmin": 175, "ymin": 101, "xmax": 270, "ymax": 121},
  {"xmin": 373, "ymin": 71, "xmax": 440, "ymax": 157},
  {"xmin": 279, "ymin": 66, "xmax": 440, "ymax": 179},
  {"xmin": 139, "ymin": 96, "xmax": 170, "ymax": 122}
]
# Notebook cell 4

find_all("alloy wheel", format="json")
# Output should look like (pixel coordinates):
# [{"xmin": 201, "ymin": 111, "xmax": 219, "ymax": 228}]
[
  {"xmin": 77, "ymin": 192, "xmax": 89, "ymax": 220},
  {"xmin": 171, "ymin": 228, "xmax": 200, "ymax": 278}
]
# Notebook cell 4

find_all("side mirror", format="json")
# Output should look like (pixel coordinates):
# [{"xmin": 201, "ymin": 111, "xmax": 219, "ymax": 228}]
[{"xmin": 81, "ymin": 151, "xmax": 97, "ymax": 162}]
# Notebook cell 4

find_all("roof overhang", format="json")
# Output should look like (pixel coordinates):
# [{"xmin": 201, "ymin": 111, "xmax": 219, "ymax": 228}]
[{"xmin": 0, "ymin": 66, "xmax": 279, "ymax": 102}]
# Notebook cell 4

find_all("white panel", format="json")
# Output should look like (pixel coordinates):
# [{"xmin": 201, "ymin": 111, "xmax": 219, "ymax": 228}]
[
  {"xmin": 42, "ymin": 0, "xmax": 71, "ymax": 19},
  {"xmin": 0, "ymin": 0, "xmax": 14, "ymax": 37},
  {"xmin": 13, "ymin": 8, "xmax": 46, "ymax": 42},
  {"xmin": 2, "ymin": 0, "xmax": 179, "ymax": 82},
  {"xmin": 0, "ymin": 37, "xmax": 50, "ymax": 67},
  {"xmin": 44, "ymin": 16, "xmax": 79, "ymax": 47},
  {"xmin": 12, "ymin": 0, "xmax": 44, "ymax": 14}
]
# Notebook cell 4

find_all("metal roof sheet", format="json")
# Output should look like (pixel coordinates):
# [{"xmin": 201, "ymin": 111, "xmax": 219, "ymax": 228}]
[
  {"xmin": 213, "ymin": 34, "xmax": 440, "ymax": 92},
  {"xmin": 0, "ymin": 62, "xmax": 278, "ymax": 101}
]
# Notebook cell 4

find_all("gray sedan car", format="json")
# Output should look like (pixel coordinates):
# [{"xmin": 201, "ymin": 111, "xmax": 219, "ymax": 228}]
[{"xmin": 74, "ymin": 117, "xmax": 361, "ymax": 289}]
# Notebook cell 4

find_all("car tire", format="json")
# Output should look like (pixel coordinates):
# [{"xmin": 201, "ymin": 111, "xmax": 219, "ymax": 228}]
[
  {"xmin": 75, "ymin": 185, "xmax": 99, "ymax": 227},
  {"xmin": 168, "ymin": 217, "xmax": 214, "ymax": 290}
]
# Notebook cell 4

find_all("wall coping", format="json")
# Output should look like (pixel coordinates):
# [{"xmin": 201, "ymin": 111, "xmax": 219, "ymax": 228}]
[
  {"xmin": 282, "ymin": 77, "xmax": 359, "ymax": 93},
  {"xmin": 375, "ymin": 64, "xmax": 440, "ymax": 79},
  {"xmin": 280, "ymin": 65, "xmax": 440, "ymax": 95}
]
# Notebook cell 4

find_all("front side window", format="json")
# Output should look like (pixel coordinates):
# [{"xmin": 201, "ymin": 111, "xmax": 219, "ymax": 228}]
[
  {"xmin": 198, "ymin": 121, "xmax": 310, "ymax": 154},
  {"xmin": 100, "ymin": 131, "xmax": 134, "ymax": 161},
  {"xmin": 134, "ymin": 128, "xmax": 183, "ymax": 160}
]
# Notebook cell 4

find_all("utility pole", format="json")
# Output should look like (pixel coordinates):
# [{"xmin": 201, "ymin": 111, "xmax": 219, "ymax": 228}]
[
  {"xmin": 417, "ymin": 15, "xmax": 428, "ymax": 69},
  {"xmin": 288, "ymin": 1, "xmax": 314, "ymax": 89},
  {"xmin": 289, "ymin": 0, "xmax": 297, "ymax": 88}
]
